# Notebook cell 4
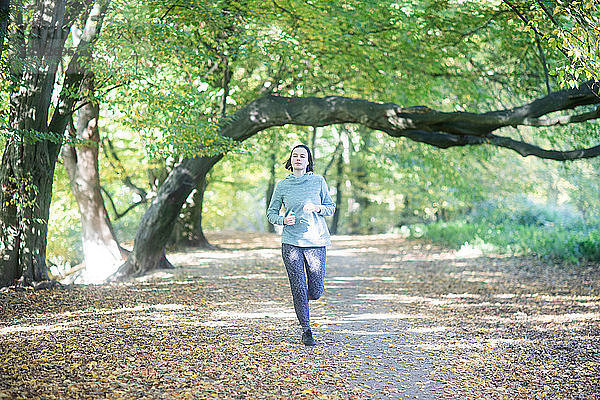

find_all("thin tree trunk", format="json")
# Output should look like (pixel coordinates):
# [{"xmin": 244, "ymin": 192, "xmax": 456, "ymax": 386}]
[
  {"xmin": 62, "ymin": 72, "xmax": 127, "ymax": 283},
  {"xmin": 310, "ymin": 126, "xmax": 317, "ymax": 158},
  {"xmin": 350, "ymin": 128, "xmax": 372, "ymax": 233},
  {"xmin": 187, "ymin": 175, "xmax": 213, "ymax": 248},
  {"xmin": 331, "ymin": 149, "xmax": 344, "ymax": 235},
  {"xmin": 266, "ymin": 150, "xmax": 276, "ymax": 233},
  {"xmin": 534, "ymin": 33, "xmax": 551, "ymax": 95},
  {"xmin": 220, "ymin": 55, "xmax": 231, "ymax": 117}
]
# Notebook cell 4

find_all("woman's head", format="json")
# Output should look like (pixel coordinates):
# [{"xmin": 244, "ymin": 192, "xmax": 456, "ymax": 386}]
[{"xmin": 285, "ymin": 144, "xmax": 314, "ymax": 173}]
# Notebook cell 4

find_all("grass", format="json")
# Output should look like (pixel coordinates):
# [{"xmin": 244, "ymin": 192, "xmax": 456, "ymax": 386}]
[{"xmin": 407, "ymin": 201, "xmax": 600, "ymax": 263}]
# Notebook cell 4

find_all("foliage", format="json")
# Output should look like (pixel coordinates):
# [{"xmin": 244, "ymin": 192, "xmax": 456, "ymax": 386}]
[
  {"xmin": 94, "ymin": 0, "xmax": 250, "ymax": 158},
  {"xmin": 503, "ymin": 0, "xmax": 600, "ymax": 87},
  {"xmin": 408, "ymin": 194, "xmax": 600, "ymax": 263},
  {"xmin": 198, "ymin": 127, "xmax": 306, "ymax": 233}
]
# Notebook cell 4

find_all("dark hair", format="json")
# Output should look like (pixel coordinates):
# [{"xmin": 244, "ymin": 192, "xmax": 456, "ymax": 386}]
[{"xmin": 285, "ymin": 144, "xmax": 314, "ymax": 172}]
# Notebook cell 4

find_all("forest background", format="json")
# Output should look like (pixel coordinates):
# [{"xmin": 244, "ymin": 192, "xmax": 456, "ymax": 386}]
[{"xmin": 0, "ymin": 0, "xmax": 599, "ymax": 286}]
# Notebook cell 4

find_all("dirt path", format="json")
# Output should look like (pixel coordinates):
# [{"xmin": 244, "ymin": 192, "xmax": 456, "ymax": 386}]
[
  {"xmin": 169, "ymin": 232, "xmax": 600, "ymax": 399},
  {"xmin": 1, "ymin": 232, "xmax": 599, "ymax": 399}
]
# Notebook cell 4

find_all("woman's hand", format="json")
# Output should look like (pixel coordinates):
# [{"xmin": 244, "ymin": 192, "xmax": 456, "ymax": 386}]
[
  {"xmin": 283, "ymin": 211, "xmax": 296, "ymax": 225},
  {"xmin": 303, "ymin": 203, "xmax": 322, "ymax": 213}
]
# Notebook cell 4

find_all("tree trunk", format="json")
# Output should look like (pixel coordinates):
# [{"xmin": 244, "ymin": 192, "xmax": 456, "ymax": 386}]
[
  {"xmin": 350, "ymin": 128, "xmax": 372, "ymax": 233},
  {"xmin": 0, "ymin": 141, "xmax": 57, "ymax": 286},
  {"xmin": 113, "ymin": 155, "xmax": 223, "ymax": 278},
  {"xmin": 331, "ymin": 149, "xmax": 344, "ymax": 235},
  {"xmin": 0, "ymin": 0, "xmax": 71, "ymax": 287},
  {"xmin": 310, "ymin": 126, "xmax": 318, "ymax": 158},
  {"xmin": 265, "ymin": 150, "xmax": 276, "ymax": 233},
  {"xmin": 170, "ymin": 169, "xmax": 212, "ymax": 248},
  {"xmin": 0, "ymin": 0, "xmax": 108, "ymax": 287},
  {"xmin": 62, "ymin": 73, "xmax": 127, "ymax": 283},
  {"xmin": 185, "ymin": 175, "xmax": 213, "ymax": 248}
]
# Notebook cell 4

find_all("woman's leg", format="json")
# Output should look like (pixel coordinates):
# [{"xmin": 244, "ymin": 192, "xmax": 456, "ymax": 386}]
[
  {"xmin": 304, "ymin": 246, "xmax": 326, "ymax": 301},
  {"xmin": 281, "ymin": 244, "xmax": 311, "ymax": 331}
]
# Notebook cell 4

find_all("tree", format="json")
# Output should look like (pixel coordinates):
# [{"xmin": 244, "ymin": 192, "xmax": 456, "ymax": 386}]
[
  {"xmin": 62, "ymin": 71, "xmax": 128, "ymax": 283},
  {"xmin": 115, "ymin": 83, "xmax": 600, "ymax": 278},
  {"xmin": 74, "ymin": 0, "xmax": 600, "ymax": 279},
  {"xmin": 0, "ymin": 0, "xmax": 108, "ymax": 287}
]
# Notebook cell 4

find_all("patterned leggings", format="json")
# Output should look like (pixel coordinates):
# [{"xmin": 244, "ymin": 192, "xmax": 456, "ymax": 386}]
[{"xmin": 281, "ymin": 244, "xmax": 327, "ymax": 331}]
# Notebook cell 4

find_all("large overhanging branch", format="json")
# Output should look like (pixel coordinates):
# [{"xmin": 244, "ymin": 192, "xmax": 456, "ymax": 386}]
[{"xmin": 221, "ymin": 81, "xmax": 600, "ymax": 161}]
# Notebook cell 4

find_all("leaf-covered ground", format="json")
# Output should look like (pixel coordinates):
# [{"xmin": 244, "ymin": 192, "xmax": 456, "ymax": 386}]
[{"xmin": 1, "ymin": 232, "xmax": 599, "ymax": 399}]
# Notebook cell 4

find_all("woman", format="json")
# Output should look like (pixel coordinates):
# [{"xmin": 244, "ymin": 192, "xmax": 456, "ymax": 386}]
[{"xmin": 266, "ymin": 144, "xmax": 336, "ymax": 346}]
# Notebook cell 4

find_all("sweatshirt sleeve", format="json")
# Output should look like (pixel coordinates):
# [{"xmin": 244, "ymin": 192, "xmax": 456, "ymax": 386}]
[
  {"xmin": 319, "ymin": 176, "xmax": 336, "ymax": 217},
  {"xmin": 266, "ymin": 182, "xmax": 285, "ymax": 226}
]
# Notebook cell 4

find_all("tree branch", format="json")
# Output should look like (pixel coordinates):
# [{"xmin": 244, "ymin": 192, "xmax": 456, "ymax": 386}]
[
  {"xmin": 502, "ymin": 0, "xmax": 570, "ymax": 59},
  {"xmin": 450, "ymin": 10, "xmax": 511, "ymax": 46},
  {"xmin": 486, "ymin": 134, "xmax": 600, "ymax": 160},
  {"xmin": 534, "ymin": 33, "xmax": 551, "ymax": 95},
  {"xmin": 272, "ymin": 0, "xmax": 305, "ymax": 22},
  {"xmin": 159, "ymin": 3, "xmax": 190, "ymax": 22},
  {"xmin": 102, "ymin": 136, "xmax": 148, "ymax": 200},
  {"xmin": 220, "ymin": 81, "xmax": 600, "ymax": 161},
  {"xmin": 100, "ymin": 186, "xmax": 147, "ymax": 220},
  {"xmin": 533, "ymin": 0, "xmax": 559, "ymax": 27},
  {"xmin": 521, "ymin": 106, "xmax": 600, "ymax": 126}
]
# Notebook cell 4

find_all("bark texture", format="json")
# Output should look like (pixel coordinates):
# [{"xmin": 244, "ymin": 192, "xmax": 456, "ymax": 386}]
[
  {"xmin": 190, "ymin": 176, "xmax": 212, "ymax": 248},
  {"xmin": 120, "ymin": 81, "xmax": 600, "ymax": 278},
  {"xmin": 175, "ymin": 175, "xmax": 213, "ymax": 248},
  {"xmin": 0, "ymin": 0, "xmax": 72, "ymax": 287}
]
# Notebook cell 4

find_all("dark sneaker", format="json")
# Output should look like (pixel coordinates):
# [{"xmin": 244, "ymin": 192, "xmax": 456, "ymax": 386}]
[{"xmin": 302, "ymin": 329, "xmax": 316, "ymax": 346}]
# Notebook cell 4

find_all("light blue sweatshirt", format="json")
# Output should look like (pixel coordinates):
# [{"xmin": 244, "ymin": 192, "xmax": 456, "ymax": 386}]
[{"xmin": 267, "ymin": 172, "xmax": 336, "ymax": 247}]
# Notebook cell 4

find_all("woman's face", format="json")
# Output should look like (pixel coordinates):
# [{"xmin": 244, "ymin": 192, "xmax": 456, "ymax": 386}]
[{"xmin": 291, "ymin": 147, "xmax": 309, "ymax": 173}]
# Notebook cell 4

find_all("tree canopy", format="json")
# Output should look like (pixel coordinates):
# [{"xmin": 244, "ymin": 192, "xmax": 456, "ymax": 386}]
[{"xmin": 0, "ymin": 0, "xmax": 599, "ymax": 285}]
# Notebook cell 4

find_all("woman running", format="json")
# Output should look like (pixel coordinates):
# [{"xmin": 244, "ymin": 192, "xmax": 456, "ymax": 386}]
[{"xmin": 266, "ymin": 144, "xmax": 336, "ymax": 346}]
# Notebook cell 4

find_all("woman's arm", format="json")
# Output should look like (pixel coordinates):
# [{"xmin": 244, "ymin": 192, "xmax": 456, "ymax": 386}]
[
  {"xmin": 266, "ymin": 183, "xmax": 285, "ymax": 225},
  {"xmin": 318, "ymin": 176, "xmax": 336, "ymax": 217}
]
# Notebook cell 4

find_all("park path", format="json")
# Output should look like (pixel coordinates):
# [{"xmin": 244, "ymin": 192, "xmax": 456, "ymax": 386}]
[
  {"xmin": 168, "ymin": 232, "xmax": 600, "ymax": 399},
  {"xmin": 170, "ymin": 233, "xmax": 448, "ymax": 399},
  {"xmin": 1, "ymin": 231, "xmax": 599, "ymax": 399}
]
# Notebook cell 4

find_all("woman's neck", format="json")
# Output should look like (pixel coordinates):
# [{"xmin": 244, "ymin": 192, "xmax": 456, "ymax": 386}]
[{"xmin": 292, "ymin": 169, "xmax": 306, "ymax": 177}]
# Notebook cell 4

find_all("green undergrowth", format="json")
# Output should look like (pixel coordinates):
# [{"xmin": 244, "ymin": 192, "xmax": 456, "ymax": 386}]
[{"xmin": 407, "ymin": 200, "xmax": 600, "ymax": 264}]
